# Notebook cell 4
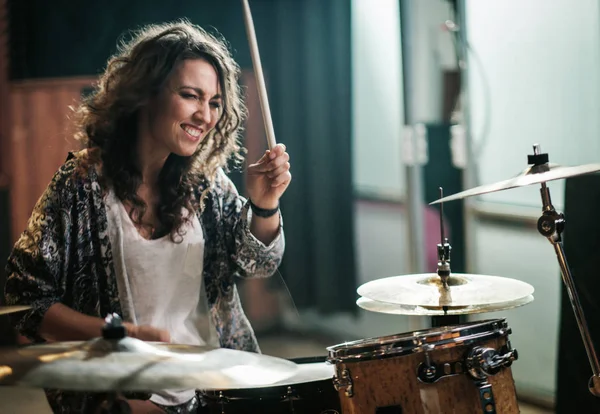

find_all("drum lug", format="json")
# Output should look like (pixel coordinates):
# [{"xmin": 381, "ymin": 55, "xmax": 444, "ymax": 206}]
[
  {"xmin": 218, "ymin": 391, "xmax": 228, "ymax": 414},
  {"xmin": 475, "ymin": 380, "xmax": 497, "ymax": 414},
  {"xmin": 466, "ymin": 343, "xmax": 519, "ymax": 380},
  {"xmin": 333, "ymin": 367, "xmax": 354, "ymax": 397},
  {"xmin": 282, "ymin": 385, "xmax": 301, "ymax": 412},
  {"xmin": 417, "ymin": 359, "xmax": 464, "ymax": 383}
]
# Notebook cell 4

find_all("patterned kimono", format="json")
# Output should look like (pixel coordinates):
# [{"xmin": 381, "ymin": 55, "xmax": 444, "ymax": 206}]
[{"xmin": 4, "ymin": 150, "xmax": 285, "ymax": 413}]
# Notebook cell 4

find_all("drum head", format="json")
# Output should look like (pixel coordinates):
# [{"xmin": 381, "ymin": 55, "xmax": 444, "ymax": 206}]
[
  {"xmin": 202, "ymin": 356, "xmax": 334, "ymax": 396},
  {"xmin": 202, "ymin": 356, "xmax": 341, "ymax": 413},
  {"xmin": 268, "ymin": 357, "xmax": 334, "ymax": 387},
  {"xmin": 236, "ymin": 356, "xmax": 334, "ymax": 389}
]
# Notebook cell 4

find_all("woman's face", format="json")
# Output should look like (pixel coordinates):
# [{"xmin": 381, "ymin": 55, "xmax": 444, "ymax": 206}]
[{"xmin": 141, "ymin": 58, "xmax": 223, "ymax": 158}]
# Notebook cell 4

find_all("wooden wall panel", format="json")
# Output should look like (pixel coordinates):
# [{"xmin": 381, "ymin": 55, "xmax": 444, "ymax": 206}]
[
  {"xmin": 0, "ymin": 0, "xmax": 9, "ymax": 186},
  {"xmin": 8, "ymin": 77, "xmax": 95, "ymax": 242}
]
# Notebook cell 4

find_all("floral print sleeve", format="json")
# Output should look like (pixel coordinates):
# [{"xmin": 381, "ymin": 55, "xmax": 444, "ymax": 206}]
[{"xmin": 215, "ymin": 169, "xmax": 285, "ymax": 279}]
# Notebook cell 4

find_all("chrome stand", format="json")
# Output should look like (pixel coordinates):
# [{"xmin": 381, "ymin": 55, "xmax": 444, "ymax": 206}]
[{"xmin": 530, "ymin": 144, "xmax": 600, "ymax": 396}]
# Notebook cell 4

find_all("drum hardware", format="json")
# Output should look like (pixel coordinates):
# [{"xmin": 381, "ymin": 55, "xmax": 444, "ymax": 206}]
[
  {"xmin": 282, "ymin": 386, "xmax": 301, "ymax": 413},
  {"xmin": 332, "ymin": 367, "xmax": 353, "ymax": 397},
  {"xmin": 417, "ymin": 343, "xmax": 445, "ymax": 382},
  {"xmin": 415, "ymin": 341, "xmax": 517, "ymax": 385},
  {"xmin": 0, "ymin": 313, "xmax": 298, "ymax": 391},
  {"xmin": 474, "ymin": 381, "xmax": 497, "ymax": 414},
  {"xmin": 217, "ymin": 391, "xmax": 227, "ymax": 414},
  {"xmin": 468, "ymin": 343, "xmax": 516, "ymax": 414},
  {"xmin": 413, "ymin": 321, "xmax": 516, "ymax": 414},
  {"xmin": 430, "ymin": 148, "xmax": 600, "ymax": 204},
  {"xmin": 432, "ymin": 143, "xmax": 600, "ymax": 397},
  {"xmin": 356, "ymin": 263, "xmax": 534, "ymax": 315},
  {"xmin": 532, "ymin": 146, "xmax": 600, "ymax": 397},
  {"xmin": 356, "ymin": 295, "xmax": 534, "ymax": 316},
  {"xmin": 211, "ymin": 390, "xmax": 312, "ymax": 414},
  {"xmin": 355, "ymin": 195, "xmax": 535, "ymax": 315},
  {"xmin": 417, "ymin": 344, "xmax": 463, "ymax": 384},
  {"xmin": 213, "ymin": 388, "xmax": 304, "ymax": 414},
  {"xmin": 203, "ymin": 356, "xmax": 341, "ymax": 413},
  {"xmin": 437, "ymin": 188, "xmax": 452, "ymax": 288},
  {"xmin": 327, "ymin": 319, "xmax": 519, "ymax": 413},
  {"xmin": 466, "ymin": 343, "xmax": 518, "ymax": 381}
]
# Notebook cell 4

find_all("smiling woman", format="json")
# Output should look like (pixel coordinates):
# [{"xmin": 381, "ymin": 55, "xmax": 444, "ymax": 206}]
[
  {"xmin": 4, "ymin": 19, "xmax": 291, "ymax": 414},
  {"xmin": 141, "ymin": 59, "xmax": 223, "ymax": 159},
  {"xmin": 72, "ymin": 21, "xmax": 255, "ymax": 242}
]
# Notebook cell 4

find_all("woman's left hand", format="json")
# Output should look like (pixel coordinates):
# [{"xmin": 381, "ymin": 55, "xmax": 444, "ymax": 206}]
[{"xmin": 246, "ymin": 143, "xmax": 291, "ymax": 209}]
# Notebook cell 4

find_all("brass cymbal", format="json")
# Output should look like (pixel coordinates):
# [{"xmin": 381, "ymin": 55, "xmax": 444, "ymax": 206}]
[
  {"xmin": 0, "ymin": 306, "xmax": 31, "ymax": 316},
  {"xmin": 356, "ymin": 294, "xmax": 534, "ymax": 316},
  {"xmin": 357, "ymin": 273, "xmax": 534, "ymax": 308},
  {"xmin": 0, "ymin": 337, "xmax": 298, "ymax": 391},
  {"xmin": 430, "ymin": 163, "xmax": 600, "ymax": 205}
]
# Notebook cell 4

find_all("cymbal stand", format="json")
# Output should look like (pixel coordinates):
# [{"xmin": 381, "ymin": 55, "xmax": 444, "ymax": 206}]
[
  {"xmin": 432, "ymin": 188, "xmax": 462, "ymax": 327},
  {"xmin": 530, "ymin": 144, "xmax": 600, "ymax": 396},
  {"xmin": 437, "ymin": 187, "xmax": 452, "ymax": 289},
  {"xmin": 88, "ymin": 314, "xmax": 149, "ymax": 414}
]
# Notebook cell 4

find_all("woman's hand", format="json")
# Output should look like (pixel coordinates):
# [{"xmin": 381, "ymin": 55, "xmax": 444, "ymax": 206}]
[
  {"xmin": 123, "ymin": 322, "xmax": 170, "ymax": 343},
  {"xmin": 246, "ymin": 143, "xmax": 291, "ymax": 209}
]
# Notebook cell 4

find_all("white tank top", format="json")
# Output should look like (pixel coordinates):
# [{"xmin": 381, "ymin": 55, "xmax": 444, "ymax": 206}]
[{"xmin": 105, "ymin": 189, "xmax": 219, "ymax": 406}]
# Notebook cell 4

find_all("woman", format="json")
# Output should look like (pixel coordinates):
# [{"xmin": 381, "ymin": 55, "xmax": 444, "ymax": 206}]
[{"xmin": 4, "ymin": 20, "xmax": 291, "ymax": 414}]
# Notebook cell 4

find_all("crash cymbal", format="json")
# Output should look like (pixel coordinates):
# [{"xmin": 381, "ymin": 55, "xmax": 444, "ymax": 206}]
[
  {"xmin": 0, "ymin": 337, "xmax": 298, "ymax": 391},
  {"xmin": 356, "ymin": 294, "xmax": 534, "ymax": 316},
  {"xmin": 0, "ymin": 306, "xmax": 31, "ymax": 316},
  {"xmin": 430, "ymin": 163, "xmax": 600, "ymax": 205},
  {"xmin": 357, "ymin": 273, "xmax": 534, "ymax": 308}
]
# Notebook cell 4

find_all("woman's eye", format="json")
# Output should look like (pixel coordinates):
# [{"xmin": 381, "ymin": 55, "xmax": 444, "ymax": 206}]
[
  {"xmin": 210, "ymin": 102, "xmax": 222, "ymax": 110},
  {"xmin": 182, "ymin": 93, "xmax": 199, "ymax": 100}
]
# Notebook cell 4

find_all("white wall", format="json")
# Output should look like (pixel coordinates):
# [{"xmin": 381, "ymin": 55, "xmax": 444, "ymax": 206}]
[
  {"xmin": 351, "ymin": 0, "xmax": 405, "ymax": 198},
  {"xmin": 465, "ymin": 0, "xmax": 600, "ymax": 400},
  {"xmin": 466, "ymin": 0, "xmax": 600, "ymax": 210}
]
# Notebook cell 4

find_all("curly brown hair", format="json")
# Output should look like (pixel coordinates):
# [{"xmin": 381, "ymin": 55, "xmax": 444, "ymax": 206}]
[{"xmin": 73, "ymin": 20, "xmax": 247, "ymax": 241}]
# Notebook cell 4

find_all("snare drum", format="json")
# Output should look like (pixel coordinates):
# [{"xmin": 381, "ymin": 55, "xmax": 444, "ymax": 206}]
[
  {"xmin": 201, "ymin": 356, "xmax": 341, "ymax": 413},
  {"xmin": 327, "ymin": 319, "xmax": 519, "ymax": 414}
]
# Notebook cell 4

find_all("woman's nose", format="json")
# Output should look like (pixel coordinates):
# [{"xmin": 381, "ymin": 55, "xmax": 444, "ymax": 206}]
[{"xmin": 193, "ymin": 102, "xmax": 211, "ymax": 124}]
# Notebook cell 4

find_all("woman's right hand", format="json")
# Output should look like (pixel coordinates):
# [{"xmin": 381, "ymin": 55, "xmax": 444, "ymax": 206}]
[{"xmin": 124, "ymin": 322, "xmax": 170, "ymax": 343}]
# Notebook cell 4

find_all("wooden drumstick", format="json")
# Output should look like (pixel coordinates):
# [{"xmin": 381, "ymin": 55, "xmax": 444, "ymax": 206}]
[{"xmin": 241, "ymin": 0, "xmax": 277, "ymax": 150}]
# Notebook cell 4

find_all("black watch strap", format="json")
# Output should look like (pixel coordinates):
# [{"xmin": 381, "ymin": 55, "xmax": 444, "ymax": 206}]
[{"xmin": 249, "ymin": 199, "xmax": 279, "ymax": 218}]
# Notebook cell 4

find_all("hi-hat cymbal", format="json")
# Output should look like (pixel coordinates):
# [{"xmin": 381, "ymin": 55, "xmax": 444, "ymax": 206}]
[
  {"xmin": 357, "ymin": 273, "xmax": 534, "ymax": 309},
  {"xmin": 0, "ymin": 337, "xmax": 298, "ymax": 392},
  {"xmin": 430, "ymin": 163, "xmax": 600, "ymax": 205},
  {"xmin": 0, "ymin": 306, "xmax": 31, "ymax": 316},
  {"xmin": 356, "ymin": 294, "xmax": 534, "ymax": 316}
]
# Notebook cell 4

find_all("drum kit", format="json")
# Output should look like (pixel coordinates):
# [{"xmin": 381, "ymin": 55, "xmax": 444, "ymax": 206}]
[{"xmin": 0, "ymin": 144, "xmax": 597, "ymax": 414}]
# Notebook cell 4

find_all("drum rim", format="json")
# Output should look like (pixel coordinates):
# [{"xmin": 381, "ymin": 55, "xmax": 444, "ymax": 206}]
[{"xmin": 326, "ymin": 318, "xmax": 510, "ymax": 362}]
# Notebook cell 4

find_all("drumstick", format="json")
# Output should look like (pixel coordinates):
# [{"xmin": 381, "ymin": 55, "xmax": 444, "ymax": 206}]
[{"xmin": 241, "ymin": 0, "xmax": 277, "ymax": 150}]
